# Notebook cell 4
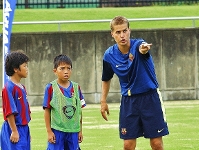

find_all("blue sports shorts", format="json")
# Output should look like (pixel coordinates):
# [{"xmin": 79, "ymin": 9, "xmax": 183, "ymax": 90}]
[
  {"xmin": 0, "ymin": 121, "xmax": 30, "ymax": 150},
  {"xmin": 46, "ymin": 129, "xmax": 80, "ymax": 150},
  {"xmin": 119, "ymin": 89, "xmax": 169, "ymax": 139}
]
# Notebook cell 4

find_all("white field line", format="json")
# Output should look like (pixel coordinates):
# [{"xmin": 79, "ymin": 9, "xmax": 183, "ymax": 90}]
[
  {"xmin": 0, "ymin": 100, "xmax": 199, "ymax": 113},
  {"xmin": 84, "ymin": 124, "xmax": 118, "ymax": 129}
]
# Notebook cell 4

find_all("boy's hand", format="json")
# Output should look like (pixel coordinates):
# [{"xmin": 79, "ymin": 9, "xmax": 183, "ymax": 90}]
[
  {"xmin": 78, "ymin": 131, "xmax": 83, "ymax": 143},
  {"xmin": 10, "ymin": 130, "xmax": 19, "ymax": 143},
  {"xmin": 48, "ymin": 131, "xmax": 56, "ymax": 143}
]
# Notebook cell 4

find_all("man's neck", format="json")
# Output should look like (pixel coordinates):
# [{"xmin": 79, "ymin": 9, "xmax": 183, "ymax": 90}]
[{"xmin": 118, "ymin": 43, "xmax": 130, "ymax": 54}]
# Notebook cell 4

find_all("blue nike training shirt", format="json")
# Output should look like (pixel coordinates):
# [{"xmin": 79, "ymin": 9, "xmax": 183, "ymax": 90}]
[{"xmin": 102, "ymin": 39, "xmax": 158, "ymax": 96}]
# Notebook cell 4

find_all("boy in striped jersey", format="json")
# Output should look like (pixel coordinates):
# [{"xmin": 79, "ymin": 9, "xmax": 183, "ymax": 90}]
[{"xmin": 1, "ymin": 50, "xmax": 31, "ymax": 150}]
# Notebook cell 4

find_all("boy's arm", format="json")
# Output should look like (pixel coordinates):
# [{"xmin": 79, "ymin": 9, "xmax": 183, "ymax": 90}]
[
  {"xmin": 78, "ymin": 112, "xmax": 83, "ymax": 143},
  {"xmin": 7, "ymin": 114, "xmax": 19, "ymax": 143},
  {"xmin": 44, "ymin": 108, "xmax": 56, "ymax": 143}
]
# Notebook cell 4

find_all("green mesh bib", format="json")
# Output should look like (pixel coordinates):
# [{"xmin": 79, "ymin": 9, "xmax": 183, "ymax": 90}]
[{"xmin": 50, "ymin": 80, "xmax": 81, "ymax": 132}]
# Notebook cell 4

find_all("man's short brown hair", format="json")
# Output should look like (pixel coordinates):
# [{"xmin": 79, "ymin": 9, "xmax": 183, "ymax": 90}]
[{"xmin": 110, "ymin": 16, "xmax": 129, "ymax": 31}]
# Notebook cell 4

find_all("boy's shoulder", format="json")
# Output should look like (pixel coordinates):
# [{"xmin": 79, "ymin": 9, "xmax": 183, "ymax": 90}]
[
  {"xmin": 3, "ymin": 80, "xmax": 17, "ymax": 90},
  {"xmin": 70, "ymin": 81, "xmax": 78, "ymax": 85},
  {"xmin": 48, "ymin": 80, "xmax": 79, "ymax": 89},
  {"xmin": 49, "ymin": 80, "xmax": 78, "ymax": 85}
]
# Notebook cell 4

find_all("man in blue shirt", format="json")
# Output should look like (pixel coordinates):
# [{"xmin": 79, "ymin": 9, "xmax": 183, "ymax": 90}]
[{"xmin": 100, "ymin": 16, "xmax": 169, "ymax": 150}]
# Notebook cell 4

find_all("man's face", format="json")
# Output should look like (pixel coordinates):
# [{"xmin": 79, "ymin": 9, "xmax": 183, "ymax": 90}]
[{"xmin": 111, "ymin": 23, "xmax": 131, "ymax": 46}]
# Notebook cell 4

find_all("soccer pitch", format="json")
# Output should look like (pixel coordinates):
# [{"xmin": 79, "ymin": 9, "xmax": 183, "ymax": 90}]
[
  {"xmin": 1, "ymin": 6, "xmax": 199, "ymax": 32},
  {"xmin": 0, "ymin": 100, "xmax": 199, "ymax": 150}
]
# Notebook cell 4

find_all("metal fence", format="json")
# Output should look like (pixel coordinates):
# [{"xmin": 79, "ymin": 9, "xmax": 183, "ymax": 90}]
[
  {"xmin": 1, "ymin": 16, "xmax": 198, "ymax": 31},
  {"xmin": 0, "ymin": 0, "xmax": 199, "ymax": 9}
]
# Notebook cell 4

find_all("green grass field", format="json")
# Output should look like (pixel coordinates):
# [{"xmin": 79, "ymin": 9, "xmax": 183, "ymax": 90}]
[
  {"xmin": 1, "ymin": 100, "xmax": 199, "ymax": 150},
  {"xmin": 1, "ymin": 5, "xmax": 199, "ymax": 149},
  {"xmin": 1, "ymin": 5, "xmax": 199, "ymax": 32}
]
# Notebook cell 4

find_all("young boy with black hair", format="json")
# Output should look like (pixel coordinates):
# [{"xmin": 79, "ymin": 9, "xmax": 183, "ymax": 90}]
[
  {"xmin": 43, "ymin": 54, "xmax": 86, "ymax": 150},
  {"xmin": 1, "ymin": 50, "xmax": 31, "ymax": 150}
]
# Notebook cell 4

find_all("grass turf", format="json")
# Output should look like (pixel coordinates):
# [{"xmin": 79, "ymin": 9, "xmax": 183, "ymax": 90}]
[
  {"xmin": 0, "ymin": 100, "xmax": 199, "ymax": 150},
  {"xmin": 1, "ymin": 5, "xmax": 199, "ymax": 149},
  {"xmin": 0, "ymin": 5, "xmax": 199, "ymax": 32}
]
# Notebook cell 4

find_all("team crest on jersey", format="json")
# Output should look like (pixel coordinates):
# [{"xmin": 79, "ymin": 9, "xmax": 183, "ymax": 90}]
[
  {"xmin": 121, "ymin": 128, "xmax": 127, "ymax": 135},
  {"xmin": 129, "ymin": 53, "xmax": 134, "ymax": 61},
  {"xmin": 63, "ymin": 105, "xmax": 76, "ymax": 119}
]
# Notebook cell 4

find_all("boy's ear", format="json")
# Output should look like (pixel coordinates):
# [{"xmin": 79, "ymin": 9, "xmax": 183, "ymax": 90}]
[
  {"xmin": 53, "ymin": 69, "xmax": 56, "ymax": 73},
  {"xmin": 14, "ymin": 68, "xmax": 19, "ymax": 73}
]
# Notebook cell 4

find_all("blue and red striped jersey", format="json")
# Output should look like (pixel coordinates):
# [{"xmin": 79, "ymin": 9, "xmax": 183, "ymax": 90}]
[
  {"xmin": 2, "ymin": 80, "xmax": 31, "ymax": 125},
  {"xmin": 43, "ymin": 81, "xmax": 86, "ymax": 109}
]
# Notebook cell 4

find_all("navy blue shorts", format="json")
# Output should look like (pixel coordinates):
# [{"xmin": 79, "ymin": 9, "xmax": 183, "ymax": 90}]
[
  {"xmin": 46, "ymin": 129, "xmax": 80, "ymax": 150},
  {"xmin": 0, "ymin": 121, "xmax": 30, "ymax": 150},
  {"xmin": 119, "ymin": 89, "xmax": 169, "ymax": 139}
]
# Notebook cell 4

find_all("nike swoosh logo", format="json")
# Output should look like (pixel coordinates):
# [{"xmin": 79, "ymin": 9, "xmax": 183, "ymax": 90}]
[
  {"xmin": 158, "ymin": 128, "xmax": 164, "ymax": 133},
  {"xmin": 66, "ymin": 110, "xmax": 72, "ymax": 113},
  {"xmin": 116, "ymin": 64, "xmax": 123, "ymax": 68},
  {"xmin": 18, "ymin": 96, "xmax": 22, "ymax": 100}
]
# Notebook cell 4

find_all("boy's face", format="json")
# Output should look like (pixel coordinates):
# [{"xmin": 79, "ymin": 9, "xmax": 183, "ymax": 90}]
[
  {"xmin": 15, "ymin": 62, "xmax": 28, "ymax": 78},
  {"xmin": 53, "ymin": 62, "xmax": 72, "ymax": 81}
]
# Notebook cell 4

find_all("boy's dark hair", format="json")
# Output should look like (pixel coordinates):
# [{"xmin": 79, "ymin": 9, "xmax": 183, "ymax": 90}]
[
  {"xmin": 54, "ymin": 54, "xmax": 72, "ymax": 69},
  {"xmin": 5, "ymin": 50, "xmax": 29, "ymax": 76},
  {"xmin": 110, "ymin": 16, "xmax": 129, "ymax": 31}
]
